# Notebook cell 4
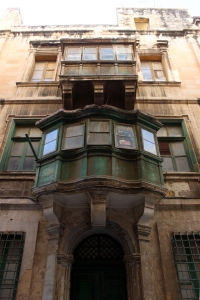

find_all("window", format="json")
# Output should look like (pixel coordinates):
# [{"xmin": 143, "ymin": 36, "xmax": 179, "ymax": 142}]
[
  {"xmin": 43, "ymin": 128, "xmax": 58, "ymax": 155},
  {"xmin": 31, "ymin": 58, "xmax": 56, "ymax": 82},
  {"xmin": 157, "ymin": 125, "xmax": 191, "ymax": 172},
  {"xmin": 115, "ymin": 125, "xmax": 136, "ymax": 149},
  {"xmin": 7, "ymin": 126, "xmax": 41, "ymax": 171},
  {"xmin": 65, "ymin": 46, "xmax": 133, "ymax": 61},
  {"xmin": 62, "ymin": 124, "xmax": 84, "ymax": 150},
  {"xmin": 142, "ymin": 129, "xmax": 157, "ymax": 155},
  {"xmin": 172, "ymin": 233, "xmax": 200, "ymax": 300},
  {"xmin": 141, "ymin": 61, "xmax": 166, "ymax": 81},
  {"xmin": 134, "ymin": 18, "xmax": 149, "ymax": 30},
  {"xmin": 0, "ymin": 233, "xmax": 24, "ymax": 300},
  {"xmin": 87, "ymin": 120, "xmax": 110, "ymax": 145}
]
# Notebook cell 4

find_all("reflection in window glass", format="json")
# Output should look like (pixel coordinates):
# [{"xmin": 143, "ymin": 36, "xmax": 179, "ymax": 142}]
[
  {"xmin": 100, "ymin": 48, "xmax": 114, "ymax": 60},
  {"xmin": 63, "ymin": 124, "xmax": 84, "ymax": 150},
  {"xmin": 83, "ymin": 48, "xmax": 97, "ymax": 60},
  {"xmin": 115, "ymin": 125, "xmax": 136, "ymax": 149},
  {"xmin": 43, "ymin": 129, "xmax": 58, "ymax": 155},
  {"xmin": 142, "ymin": 129, "xmax": 157, "ymax": 155},
  {"xmin": 66, "ymin": 48, "xmax": 81, "ymax": 60},
  {"xmin": 117, "ymin": 47, "xmax": 132, "ymax": 60}
]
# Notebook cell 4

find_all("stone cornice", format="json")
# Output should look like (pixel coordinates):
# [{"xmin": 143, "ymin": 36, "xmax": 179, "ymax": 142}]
[{"xmin": 35, "ymin": 104, "xmax": 162, "ymax": 129}]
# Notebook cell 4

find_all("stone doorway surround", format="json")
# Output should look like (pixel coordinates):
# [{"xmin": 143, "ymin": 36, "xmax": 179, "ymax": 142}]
[{"xmin": 37, "ymin": 188, "xmax": 165, "ymax": 300}]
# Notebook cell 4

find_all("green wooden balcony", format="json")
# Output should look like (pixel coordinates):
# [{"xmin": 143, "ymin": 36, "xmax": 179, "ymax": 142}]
[{"xmin": 32, "ymin": 105, "xmax": 166, "ymax": 197}]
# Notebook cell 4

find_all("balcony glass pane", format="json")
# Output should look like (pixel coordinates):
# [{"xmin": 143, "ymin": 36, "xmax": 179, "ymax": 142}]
[
  {"xmin": 143, "ymin": 140, "xmax": 157, "ymax": 155},
  {"xmin": 66, "ymin": 48, "xmax": 81, "ymax": 60},
  {"xmin": 43, "ymin": 140, "xmax": 57, "ymax": 155},
  {"xmin": 10, "ymin": 142, "xmax": 24, "ymax": 156},
  {"xmin": 100, "ymin": 48, "xmax": 114, "ymax": 60},
  {"xmin": 83, "ymin": 48, "xmax": 97, "ymax": 60},
  {"xmin": 116, "ymin": 136, "xmax": 135, "ymax": 149},
  {"xmin": 90, "ymin": 121, "xmax": 109, "ymax": 132},
  {"xmin": 65, "ymin": 125, "xmax": 83, "ymax": 137},
  {"xmin": 63, "ymin": 136, "xmax": 83, "ymax": 149},
  {"xmin": 142, "ymin": 129, "xmax": 155, "ymax": 143},
  {"xmin": 45, "ymin": 129, "xmax": 58, "ymax": 144}
]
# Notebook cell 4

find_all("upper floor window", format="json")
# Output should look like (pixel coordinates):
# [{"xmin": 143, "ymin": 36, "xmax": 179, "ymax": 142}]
[
  {"xmin": 172, "ymin": 233, "xmax": 200, "ymax": 300},
  {"xmin": 157, "ymin": 124, "xmax": 191, "ymax": 172},
  {"xmin": 0, "ymin": 233, "xmax": 25, "ymax": 299},
  {"xmin": 7, "ymin": 126, "xmax": 41, "ymax": 171},
  {"xmin": 87, "ymin": 120, "xmax": 111, "ymax": 145},
  {"xmin": 134, "ymin": 18, "xmax": 149, "ymax": 30},
  {"xmin": 31, "ymin": 57, "xmax": 57, "ymax": 82},
  {"xmin": 141, "ymin": 61, "xmax": 166, "ymax": 81},
  {"xmin": 65, "ymin": 46, "xmax": 133, "ymax": 61}
]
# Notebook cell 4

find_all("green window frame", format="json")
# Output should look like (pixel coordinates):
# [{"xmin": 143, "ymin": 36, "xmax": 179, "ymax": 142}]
[
  {"xmin": 115, "ymin": 124, "xmax": 137, "ymax": 150},
  {"xmin": 172, "ymin": 233, "xmax": 200, "ymax": 300},
  {"xmin": 87, "ymin": 120, "xmax": 111, "ymax": 145},
  {"xmin": 62, "ymin": 123, "xmax": 84, "ymax": 150},
  {"xmin": 43, "ymin": 128, "xmax": 59, "ymax": 156},
  {"xmin": 141, "ymin": 128, "xmax": 157, "ymax": 155},
  {"xmin": 0, "ymin": 233, "xmax": 25, "ymax": 300},
  {"xmin": 0, "ymin": 122, "xmax": 42, "ymax": 172},
  {"xmin": 157, "ymin": 121, "xmax": 197, "ymax": 172}
]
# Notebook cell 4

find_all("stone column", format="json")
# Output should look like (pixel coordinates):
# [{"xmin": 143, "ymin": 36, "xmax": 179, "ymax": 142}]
[
  {"xmin": 40, "ymin": 195, "xmax": 63, "ymax": 300},
  {"xmin": 124, "ymin": 254, "xmax": 142, "ymax": 300},
  {"xmin": 137, "ymin": 196, "xmax": 155, "ymax": 300},
  {"xmin": 56, "ymin": 254, "xmax": 74, "ymax": 300},
  {"xmin": 93, "ymin": 81, "xmax": 104, "ymax": 106}
]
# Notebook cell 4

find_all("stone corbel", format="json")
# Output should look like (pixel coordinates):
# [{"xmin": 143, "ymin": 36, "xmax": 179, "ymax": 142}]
[
  {"xmin": 61, "ymin": 81, "xmax": 73, "ymax": 109},
  {"xmin": 93, "ymin": 81, "xmax": 104, "ymax": 106},
  {"xmin": 124, "ymin": 80, "xmax": 136, "ymax": 110},
  {"xmin": 157, "ymin": 39, "xmax": 169, "ymax": 52},
  {"xmin": 137, "ymin": 195, "xmax": 154, "ymax": 242},
  {"xmin": 88, "ymin": 191, "xmax": 108, "ymax": 227}
]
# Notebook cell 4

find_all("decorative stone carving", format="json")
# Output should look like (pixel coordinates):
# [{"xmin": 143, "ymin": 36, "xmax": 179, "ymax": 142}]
[{"xmin": 88, "ymin": 191, "xmax": 108, "ymax": 227}]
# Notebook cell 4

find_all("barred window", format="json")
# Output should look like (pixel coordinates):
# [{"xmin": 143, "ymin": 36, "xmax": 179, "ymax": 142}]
[
  {"xmin": 0, "ymin": 233, "xmax": 25, "ymax": 300},
  {"xmin": 172, "ymin": 233, "xmax": 200, "ymax": 300}
]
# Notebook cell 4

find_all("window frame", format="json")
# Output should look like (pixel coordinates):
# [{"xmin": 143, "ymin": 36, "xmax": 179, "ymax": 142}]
[
  {"xmin": 0, "ymin": 119, "xmax": 41, "ymax": 172},
  {"xmin": 114, "ymin": 123, "xmax": 138, "ymax": 150},
  {"xmin": 141, "ymin": 127, "xmax": 158, "ymax": 156},
  {"xmin": 0, "ymin": 232, "xmax": 25, "ymax": 300},
  {"xmin": 157, "ymin": 119, "xmax": 198, "ymax": 172},
  {"xmin": 172, "ymin": 233, "xmax": 200, "ymax": 300},
  {"xmin": 42, "ymin": 127, "xmax": 59, "ymax": 157},
  {"xmin": 29, "ymin": 55, "xmax": 58, "ymax": 82},
  {"xmin": 65, "ymin": 45, "xmax": 133, "ymax": 61},
  {"xmin": 140, "ymin": 59, "xmax": 166, "ymax": 82},
  {"xmin": 62, "ymin": 123, "xmax": 85, "ymax": 150},
  {"xmin": 87, "ymin": 119, "xmax": 111, "ymax": 145}
]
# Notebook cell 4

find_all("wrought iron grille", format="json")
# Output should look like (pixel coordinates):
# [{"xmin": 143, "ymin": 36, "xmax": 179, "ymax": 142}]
[
  {"xmin": 172, "ymin": 233, "xmax": 200, "ymax": 300},
  {"xmin": 74, "ymin": 234, "xmax": 124, "ymax": 260},
  {"xmin": 0, "ymin": 233, "xmax": 25, "ymax": 300}
]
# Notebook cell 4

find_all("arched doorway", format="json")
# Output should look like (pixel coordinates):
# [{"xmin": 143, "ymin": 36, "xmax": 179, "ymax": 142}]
[{"xmin": 70, "ymin": 234, "xmax": 127, "ymax": 300}]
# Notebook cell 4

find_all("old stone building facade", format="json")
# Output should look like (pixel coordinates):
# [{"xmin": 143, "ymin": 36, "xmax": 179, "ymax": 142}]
[{"xmin": 0, "ymin": 6, "xmax": 200, "ymax": 300}]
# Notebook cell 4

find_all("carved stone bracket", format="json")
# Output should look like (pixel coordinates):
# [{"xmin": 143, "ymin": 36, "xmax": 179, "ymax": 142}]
[
  {"xmin": 124, "ymin": 253, "xmax": 140, "ymax": 266},
  {"xmin": 61, "ymin": 81, "xmax": 73, "ymax": 109},
  {"xmin": 88, "ymin": 191, "xmax": 108, "ymax": 227},
  {"xmin": 57, "ymin": 254, "xmax": 74, "ymax": 268},
  {"xmin": 137, "ymin": 195, "xmax": 155, "ymax": 242},
  {"xmin": 93, "ymin": 81, "xmax": 104, "ymax": 106}
]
